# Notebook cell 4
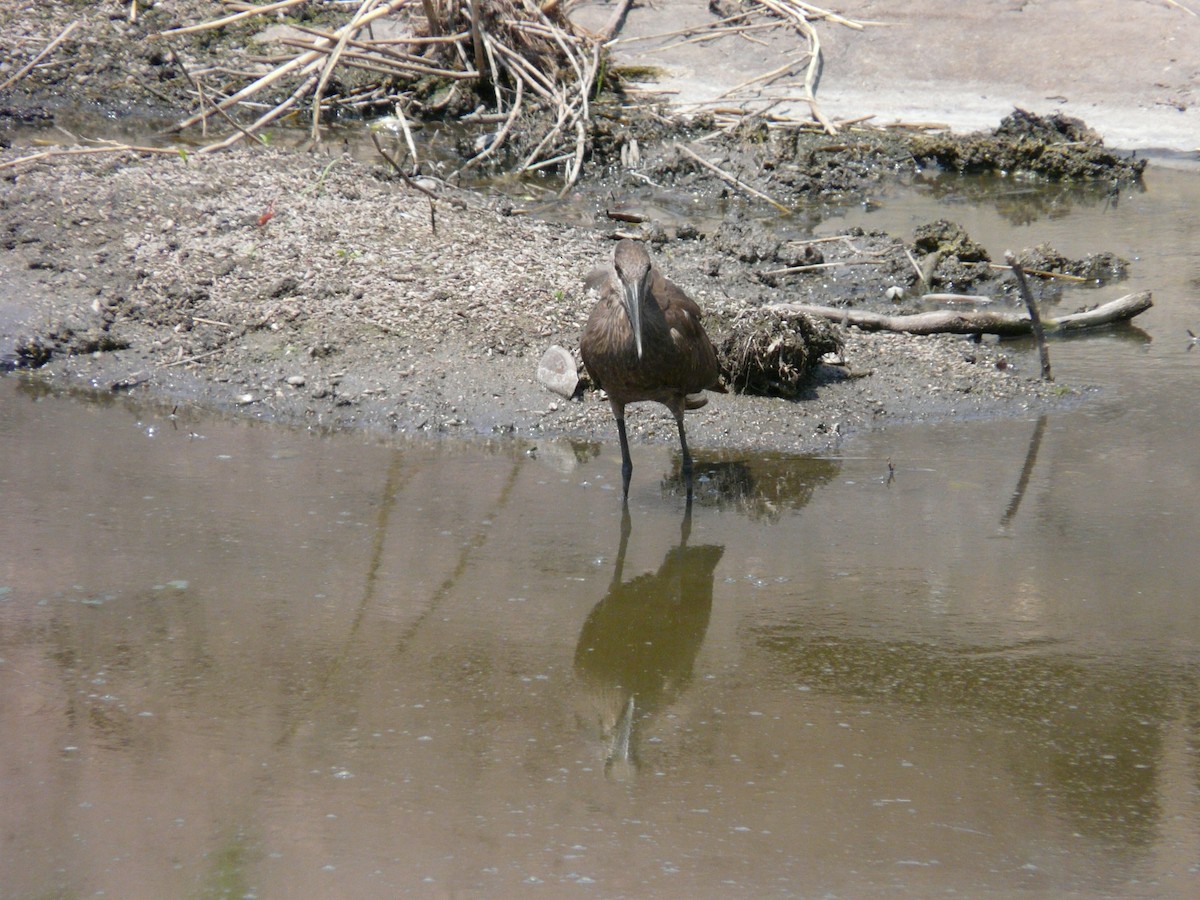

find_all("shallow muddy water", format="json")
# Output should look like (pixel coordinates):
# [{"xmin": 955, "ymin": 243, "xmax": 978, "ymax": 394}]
[{"xmin": 3, "ymin": 164, "xmax": 1200, "ymax": 897}]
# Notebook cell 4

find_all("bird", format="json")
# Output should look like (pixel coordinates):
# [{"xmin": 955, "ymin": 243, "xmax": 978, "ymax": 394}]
[{"xmin": 580, "ymin": 239, "xmax": 725, "ymax": 499}]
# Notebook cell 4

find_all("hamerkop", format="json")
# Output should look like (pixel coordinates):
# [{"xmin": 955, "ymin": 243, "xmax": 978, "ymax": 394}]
[{"xmin": 580, "ymin": 239, "xmax": 725, "ymax": 498}]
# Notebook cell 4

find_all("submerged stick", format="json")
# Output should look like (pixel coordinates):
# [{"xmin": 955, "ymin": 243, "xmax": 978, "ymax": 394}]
[{"xmin": 1006, "ymin": 250, "xmax": 1053, "ymax": 381}]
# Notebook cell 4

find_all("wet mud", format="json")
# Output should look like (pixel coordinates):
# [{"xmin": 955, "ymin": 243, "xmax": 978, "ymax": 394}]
[{"xmin": 0, "ymin": 2, "xmax": 1153, "ymax": 455}]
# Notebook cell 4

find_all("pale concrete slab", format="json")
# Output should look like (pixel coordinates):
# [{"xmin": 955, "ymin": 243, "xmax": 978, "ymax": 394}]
[{"xmin": 570, "ymin": 0, "xmax": 1200, "ymax": 152}]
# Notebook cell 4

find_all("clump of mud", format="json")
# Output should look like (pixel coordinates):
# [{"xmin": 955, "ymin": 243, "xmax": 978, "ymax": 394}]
[
  {"xmin": 908, "ymin": 108, "xmax": 1146, "ymax": 182},
  {"xmin": 10, "ymin": 317, "xmax": 129, "ymax": 371},
  {"xmin": 714, "ymin": 308, "xmax": 843, "ymax": 398},
  {"xmin": 912, "ymin": 219, "xmax": 993, "ymax": 292},
  {"xmin": 906, "ymin": 220, "xmax": 1130, "ymax": 302},
  {"xmin": 1016, "ymin": 243, "xmax": 1128, "ymax": 285}
]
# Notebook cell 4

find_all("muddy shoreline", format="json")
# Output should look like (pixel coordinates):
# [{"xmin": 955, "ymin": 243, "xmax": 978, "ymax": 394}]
[
  {"xmin": 0, "ymin": 1, "xmax": 1160, "ymax": 457},
  {"xmin": 0, "ymin": 139, "xmax": 1086, "ymax": 457}
]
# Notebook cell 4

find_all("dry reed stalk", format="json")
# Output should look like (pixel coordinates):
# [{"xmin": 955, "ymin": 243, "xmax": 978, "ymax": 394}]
[
  {"xmin": 755, "ymin": 0, "xmax": 835, "ymax": 132},
  {"xmin": 311, "ymin": 0, "xmax": 383, "ymax": 142},
  {"xmin": 166, "ymin": 0, "xmax": 409, "ymax": 136},
  {"xmin": 155, "ymin": 0, "xmax": 313, "ymax": 38},
  {"xmin": 148, "ymin": 0, "xmax": 603, "ymax": 179},
  {"xmin": 0, "ymin": 19, "xmax": 82, "ymax": 92},
  {"xmin": 674, "ymin": 144, "xmax": 790, "ymax": 213},
  {"xmin": 0, "ymin": 143, "xmax": 184, "ymax": 172}
]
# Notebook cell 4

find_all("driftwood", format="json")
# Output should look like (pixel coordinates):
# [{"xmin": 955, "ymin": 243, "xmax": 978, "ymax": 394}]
[{"xmin": 770, "ymin": 291, "xmax": 1153, "ymax": 337}]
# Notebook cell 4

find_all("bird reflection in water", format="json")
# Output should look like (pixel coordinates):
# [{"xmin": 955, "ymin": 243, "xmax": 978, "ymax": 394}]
[{"xmin": 573, "ymin": 506, "xmax": 724, "ymax": 779}]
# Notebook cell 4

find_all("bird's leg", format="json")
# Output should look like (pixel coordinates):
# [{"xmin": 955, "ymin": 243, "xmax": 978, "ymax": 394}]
[
  {"xmin": 612, "ymin": 401, "xmax": 633, "ymax": 498},
  {"xmin": 612, "ymin": 504, "xmax": 632, "ymax": 588},
  {"xmin": 675, "ymin": 414, "xmax": 694, "ymax": 502}
]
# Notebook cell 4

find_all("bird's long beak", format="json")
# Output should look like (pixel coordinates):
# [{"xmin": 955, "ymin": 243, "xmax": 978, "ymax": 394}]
[{"xmin": 622, "ymin": 280, "xmax": 644, "ymax": 360}]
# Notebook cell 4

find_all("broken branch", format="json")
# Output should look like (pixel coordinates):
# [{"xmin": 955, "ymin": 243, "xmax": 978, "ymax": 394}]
[{"xmin": 770, "ymin": 292, "xmax": 1153, "ymax": 337}]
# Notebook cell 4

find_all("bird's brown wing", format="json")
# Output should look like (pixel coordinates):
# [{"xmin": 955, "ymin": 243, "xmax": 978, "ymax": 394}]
[
  {"xmin": 580, "ymin": 272, "xmax": 632, "ymax": 397},
  {"xmin": 583, "ymin": 264, "xmax": 612, "ymax": 294},
  {"xmin": 654, "ymin": 270, "xmax": 725, "ymax": 395}
]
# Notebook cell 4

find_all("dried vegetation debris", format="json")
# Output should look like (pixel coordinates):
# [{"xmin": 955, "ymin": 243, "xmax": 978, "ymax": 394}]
[
  {"xmin": 1, "ymin": 0, "xmax": 1147, "ymax": 201},
  {"xmin": 0, "ymin": 4, "xmax": 1146, "ymax": 448},
  {"xmin": 152, "ymin": 0, "xmax": 603, "ymax": 185},
  {"xmin": 713, "ymin": 306, "xmax": 843, "ymax": 398}
]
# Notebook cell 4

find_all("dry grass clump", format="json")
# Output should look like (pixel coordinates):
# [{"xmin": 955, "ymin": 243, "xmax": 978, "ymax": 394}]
[
  {"xmin": 715, "ymin": 307, "xmax": 842, "ymax": 397},
  {"xmin": 154, "ymin": 0, "xmax": 602, "ymax": 187}
]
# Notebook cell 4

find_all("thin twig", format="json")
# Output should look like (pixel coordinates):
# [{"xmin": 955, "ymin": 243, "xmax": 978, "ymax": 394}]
[
  {"xmin": 610, "ymin": 11, "xmax": 755, "ymax": 44},
  {"xmin": 152, "ymin": 0, "xmax": 311, "ymax": 38},
  {"xmin": 371, "ymin": 131, "xmax": 467, "ymax": 208},
  {"xmin": 0, "ymin": 19, "xmax": 81, "ymax": 92},
  {"xmin": 160, "ymin": 347, "xmax": 228, "ymax": 368},
  {"xmin": 903, "ymin": 246, "xmax": 928, "ymax": 288},
  {"xmin": 987, "ymin": 262, "xmax": 1088, "ymax": 283},
  {"xmin": 674, "ymin": 143, "xmax": 790, "ymax": 213},
  {"xmin": 655, "ymin": 21, "xmax": 783, "ymax": 51},
  {"xmin": 1005, "ymin": 251, "xmax": 1053, "ymax": 381},
  {"xmin": 714, "ymin": 57, "xmax": 806, "ymax": 101},
  {"xmin": 312, "ymin": 0, "xmax": 381, "ymax": 143},
  {"xmin": 761, "ymin": 259, "xmax": 880, "ymax": 275},
  {"xmin": 0, "ymin": 143, "xmax": 183, "ymax": 172}
]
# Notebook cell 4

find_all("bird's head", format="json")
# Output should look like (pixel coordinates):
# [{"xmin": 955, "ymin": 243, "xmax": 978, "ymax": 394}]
[{"xmin": 613, "ymin": 239, "xmax": 652, "ymax": 359}]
